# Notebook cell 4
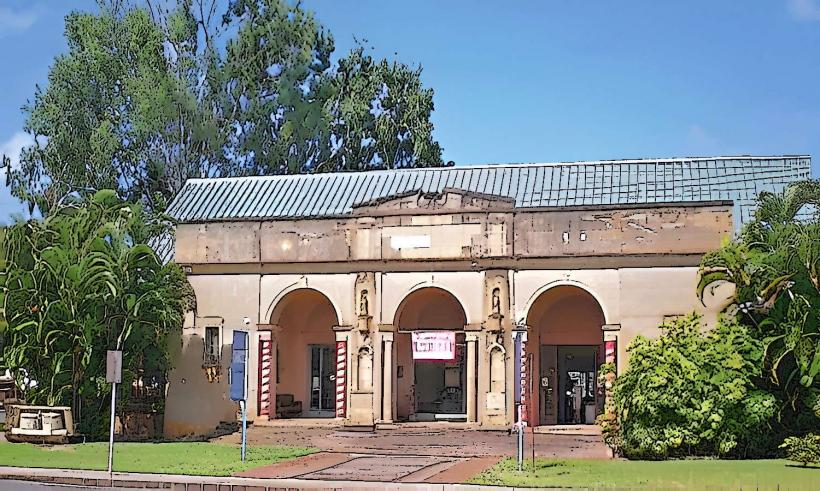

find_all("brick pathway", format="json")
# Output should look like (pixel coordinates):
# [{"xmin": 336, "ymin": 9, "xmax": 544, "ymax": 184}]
[
  {"xmin": 217, "ymin": 424, "xmax": 609, "ymax": 459},
  {"xmin": 230, "ymin": 424, "xmax": 609, "ymax": 484},
  {"xmin": 236, "ymin": 451, "xmax": 498, "ymax": 483}
]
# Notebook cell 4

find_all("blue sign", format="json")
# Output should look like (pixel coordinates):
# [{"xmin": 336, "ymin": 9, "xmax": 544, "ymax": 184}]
[{"xmin": 230, "ymin": 330, "xmax": 249, "ymax": 401}]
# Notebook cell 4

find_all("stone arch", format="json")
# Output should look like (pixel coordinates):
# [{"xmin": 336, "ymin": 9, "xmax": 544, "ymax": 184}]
[
  {"xmin": 267, "ymin": 288, "xmax": 340, "ymax": 418},
  {"xmin": 525, "ymin": 284, "xmax": 606, "ymax": 426},
  {"xmin": 392, "ymin": 286, "xmax": 470, "ymax": 421},
  {"xmin": 265, "ymin": 283, "xmax": 344, "ymax": 327},
  {"xmin": 393, "ymin": 286, "xmax": 469, "ymax": 330},
  {"xmin": 521, "ymin": 279, "xmax": 610, "ymax": 326}
]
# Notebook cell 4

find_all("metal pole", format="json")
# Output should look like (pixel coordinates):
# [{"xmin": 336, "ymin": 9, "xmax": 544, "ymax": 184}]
[
  {"xmin": 529, "ymin": 353, "xmax": 535, "ymax": 471},
  {"xmin": 517, "ymin": 423, "xmax": 524, "ymax": 471},
  {"xmin": 107, "ymin": 382, "xmax": 116, "ymax": 475},
  {"xmin": 240, "ymin": 399, "xmax": 247, "ymax": 462}
]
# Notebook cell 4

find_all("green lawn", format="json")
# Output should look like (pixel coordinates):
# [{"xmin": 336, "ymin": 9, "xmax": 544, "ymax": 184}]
[
  {"xmin": 0, "ymin": 441, "xmax": 315, "ymax": 476},
  {"xmin": 470, "ymin": 458, "xmax": 819, "ymax": 490}
]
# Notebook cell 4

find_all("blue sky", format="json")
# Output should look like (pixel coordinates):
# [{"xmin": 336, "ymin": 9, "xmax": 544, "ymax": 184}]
[{"xmin": 1, "ymin": 0, "xmax": 818, "ymax": 221}]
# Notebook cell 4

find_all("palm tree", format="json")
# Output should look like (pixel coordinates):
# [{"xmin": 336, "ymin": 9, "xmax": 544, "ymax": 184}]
[{"xmin": 697, "ymin": 181, "xmax": 820, "ymax": 421}]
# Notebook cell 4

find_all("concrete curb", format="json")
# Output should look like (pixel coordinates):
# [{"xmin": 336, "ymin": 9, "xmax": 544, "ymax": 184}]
[{"xmin": 0, "ymin": 466, "xmax": 560, "ymax": 490}]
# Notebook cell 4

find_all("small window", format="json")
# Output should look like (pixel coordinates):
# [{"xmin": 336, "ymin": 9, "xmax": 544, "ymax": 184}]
[{"xmin": 204, "ymin": 326, "xmax": 220, "ymax": 365}]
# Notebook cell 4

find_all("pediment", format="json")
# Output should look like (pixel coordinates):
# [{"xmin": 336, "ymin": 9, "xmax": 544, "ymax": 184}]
[{"xmin": 352, "ymin": 188, "xmax": 515, "ymax": 215}]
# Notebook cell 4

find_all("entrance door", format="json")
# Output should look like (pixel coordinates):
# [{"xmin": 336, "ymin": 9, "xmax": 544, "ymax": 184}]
[
  {"xmin": 556, "ymin": 346, "xmax": 597, "ymax": 424},
  {"xmin": 539, "ymin": 345, "xmax": 558, "ymax": 425},
  {"xmin": 308, "ymin": 345, "xmax": 335, "ymax": 416},
  {"xmin": 413, "ymin": 343, "xmax": 466, "ymax": 419}
]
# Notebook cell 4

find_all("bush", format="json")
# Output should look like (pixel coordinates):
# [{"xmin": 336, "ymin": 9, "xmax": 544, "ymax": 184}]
[
  {"xmin": 613, "ymin": 314, "xmax": 776, "ymax": 459},
  {"xmin": 780, "ymin": 434, "xmax": 820, "ymax": 467}
]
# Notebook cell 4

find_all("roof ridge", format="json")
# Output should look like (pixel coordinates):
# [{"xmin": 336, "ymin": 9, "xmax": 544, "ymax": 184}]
[{"xmin": 185, "ymin": 155, "xmax": 811, "ymax": 183}]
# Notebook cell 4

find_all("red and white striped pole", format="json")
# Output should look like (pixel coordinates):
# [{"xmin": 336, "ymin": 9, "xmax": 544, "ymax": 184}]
[{"xmin": 335, "ymin": 341, "xmax": 347, "ymax": 418}]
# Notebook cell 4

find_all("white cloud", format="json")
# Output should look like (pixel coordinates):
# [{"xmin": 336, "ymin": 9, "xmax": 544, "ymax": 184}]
[
  {"xmin": 0, "ymin": 131, "xmax": 34, "ymax": 178},
  {"xmin": 788, "ymin": 0, "xmax": 820, "ymax": 21},
  {"xmin": 0, "ymin": 5, "xmax": 41, "ymax": 36}
]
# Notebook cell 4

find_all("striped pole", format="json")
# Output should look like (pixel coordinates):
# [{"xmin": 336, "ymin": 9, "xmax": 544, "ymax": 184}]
[
  {"xmin": 335, "ymin": 341, "xmax": 347, "ymax": 418},
  {"xmin": 519, "ymin": 331, "xmax": 528, "ymax": 425},
  {"xmin": 257, "ymin": 335, "xmax": 271, "ymax": 417}
]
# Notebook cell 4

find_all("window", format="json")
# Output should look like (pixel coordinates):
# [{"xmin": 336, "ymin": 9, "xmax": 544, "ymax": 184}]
[{"xmin": 204, "ymin": 326, "xmax": 220, "ymax": 365}]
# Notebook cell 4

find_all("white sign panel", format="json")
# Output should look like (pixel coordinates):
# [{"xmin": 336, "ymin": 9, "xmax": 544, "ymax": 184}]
[
  {"xmin": 106, "ymin": 350, "xmax": 122, "ymax": 384},
  {"xmin": 411, "ymin": 331, "xmax": 456, "ymax": 361},
  {"xmin": 390, "ymin": 235, "xmax": 431, "ymax": 250}
]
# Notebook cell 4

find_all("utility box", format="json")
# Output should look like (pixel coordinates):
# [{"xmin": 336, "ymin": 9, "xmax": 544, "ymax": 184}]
[{"xmin": 5, "ymin": 405, "xmax": 74, "ymax": 444}]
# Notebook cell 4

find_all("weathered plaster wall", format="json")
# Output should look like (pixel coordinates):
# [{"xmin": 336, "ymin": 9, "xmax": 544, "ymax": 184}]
[
  {"xmin": 175, "ymin": 203, "xmax": 732, "ymax": 266},
  {"xmin": 164, "ymin": 274, "xmax": 260, "ymax": 438}
]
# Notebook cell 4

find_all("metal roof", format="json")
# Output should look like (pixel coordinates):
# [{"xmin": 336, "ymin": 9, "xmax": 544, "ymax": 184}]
[{"xmin": 167, "ymin": 156, "xmax": 811, "ymax": 227}]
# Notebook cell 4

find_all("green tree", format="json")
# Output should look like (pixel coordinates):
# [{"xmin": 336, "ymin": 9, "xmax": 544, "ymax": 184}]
[
  {"xmin": 4, "ymin": 0, "xmax": 443, "ymax": 215},
  {"xmin": 698, "ymin": 181, "xmax": 820, "ymax": 432},
  {"xmin": 0, "ymin": 190, "xmax": 192, "ymax": 436}
]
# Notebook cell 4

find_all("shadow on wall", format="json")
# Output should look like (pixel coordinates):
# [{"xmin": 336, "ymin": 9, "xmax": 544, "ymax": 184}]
[{"xmin": 164, "ymin": 333, "xmax": 237, "ymax": 438}]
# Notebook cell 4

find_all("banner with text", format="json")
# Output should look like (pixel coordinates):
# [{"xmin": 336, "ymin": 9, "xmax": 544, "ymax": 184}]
[{"xmin": 411, "ymin": 331, "xmax": 456, "ymax": 361}]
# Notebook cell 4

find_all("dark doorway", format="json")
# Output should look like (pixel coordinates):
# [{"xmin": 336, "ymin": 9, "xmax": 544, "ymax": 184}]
[
  {"xmin": 527, "ymin": 285, "xmax": 606, "ymax": 426},
  {"xmin": 413, "ymin": 336, "xmax": 466, "ymax": 419},
  {"xmin": 540, "ymin": 345, "xmax": 599, "ymax": 424}
]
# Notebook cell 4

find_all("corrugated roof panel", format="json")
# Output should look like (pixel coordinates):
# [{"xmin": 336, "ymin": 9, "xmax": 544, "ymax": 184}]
[
  {"xmin": 276, "ymin": 176, "xmax": 306, "ymax": 217},
  {"xmin": 225, "ymin": 179, "xmax": 254, "ymax": 217},
  {"xmin": 232, "ymin": 179, "xmax": 258, "ymax": 218},
  {"xmin": 165, "ymin": 156, "xmax": 812, "ymax": 227},
  {"xmin": 259, "ymin": 178, "xmax": 286, "ymax": 217}
]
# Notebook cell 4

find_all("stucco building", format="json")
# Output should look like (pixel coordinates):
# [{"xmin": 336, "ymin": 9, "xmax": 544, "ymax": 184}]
[{"xmin": 162, "ymin": 155, "xmax": 809, "ymax": 436}]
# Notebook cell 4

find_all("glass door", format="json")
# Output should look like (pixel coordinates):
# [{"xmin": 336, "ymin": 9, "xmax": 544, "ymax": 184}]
[{"xmin": 309, "ymin": 345, "xmax": 335, "ymax": 416}]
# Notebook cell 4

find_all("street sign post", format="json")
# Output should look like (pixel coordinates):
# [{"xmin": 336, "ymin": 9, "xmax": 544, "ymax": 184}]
[
  {"xmin": 106, "ymin": 350, "xmax": 122, "ymax": 475},
  {"xmin": 230, "ymin": 331, "xmax": 249, "ymax": 462}
]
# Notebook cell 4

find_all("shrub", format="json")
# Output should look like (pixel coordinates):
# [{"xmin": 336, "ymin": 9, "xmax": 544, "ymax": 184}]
[
  {"xmin": 780, "ymin": 434, "xmax": 820, "ymax": 467},
  {"xmin": 613, "ymin": 314, "xmax": 776, "ymax": 459}
]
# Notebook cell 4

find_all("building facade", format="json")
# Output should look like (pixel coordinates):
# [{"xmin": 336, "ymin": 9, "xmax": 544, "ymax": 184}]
[{"xmin": 162, "ymin": 156, "xmax": 810, "ymax": 436}]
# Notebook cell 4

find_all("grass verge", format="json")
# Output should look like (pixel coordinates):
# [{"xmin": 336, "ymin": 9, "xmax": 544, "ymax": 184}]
[
  {"xmin": 469, "ymin": 457, "xmax": 819, "ymax": 490},
  {"xmin": 0, "ymin": 441, "xmax": 315, "ymax": 476}
]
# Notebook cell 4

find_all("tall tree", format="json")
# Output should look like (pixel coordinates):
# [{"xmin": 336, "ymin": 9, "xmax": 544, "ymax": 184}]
[{"xmin": 4, "ymin": 0, "xmax": 444, "ymax": 216}]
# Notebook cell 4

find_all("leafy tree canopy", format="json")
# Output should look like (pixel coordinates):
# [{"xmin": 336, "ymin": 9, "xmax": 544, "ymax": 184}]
[
  {"xmin": 4, "ymin": 0, "xmax": 444, "ymax": 215},
  {"xmin": 0, "ymin": 190, "xmax": 192, "ymax": 436}
]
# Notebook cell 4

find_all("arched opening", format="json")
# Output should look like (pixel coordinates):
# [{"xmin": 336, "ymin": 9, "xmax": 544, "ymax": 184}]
[
  {"xmin": 526, "ymin": 285, "xmax": 605, "ymax": 426},
  {"xmin": 393, "ymin": 287, "xmax": 469, "ymax": 422},
  {"xmin": 269, "ymin": 288, "xmax": 339, "ymax": 418}
]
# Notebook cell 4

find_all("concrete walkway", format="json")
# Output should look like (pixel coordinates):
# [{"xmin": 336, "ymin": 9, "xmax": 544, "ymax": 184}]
[{"xmin": 235, "ymin": 451, "xmax": 503, "ymax": 483}]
